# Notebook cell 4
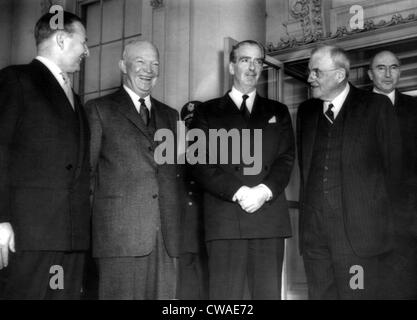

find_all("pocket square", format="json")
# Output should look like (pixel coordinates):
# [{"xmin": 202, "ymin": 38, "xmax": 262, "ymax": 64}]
[{"xmin": 268, "ymin": 116, "xmax": 277, "ymax": 123}]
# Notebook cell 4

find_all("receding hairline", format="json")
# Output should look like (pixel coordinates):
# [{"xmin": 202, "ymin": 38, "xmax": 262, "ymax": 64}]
[
  {"xmin": 369, "ymin": 50, "xmax": 401, "ymax": 69},
  {"xmin": 122, "ymin": 40, "xmax": 159, "ymax": 61}
]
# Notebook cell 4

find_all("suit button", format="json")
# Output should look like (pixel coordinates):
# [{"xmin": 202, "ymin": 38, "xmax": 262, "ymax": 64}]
[
  {"xmin": 190, "ymin": 180, "xmax": 195, "ymax": 185},
  {"xmin": 188, "ymin": 191, "xmax": 193, "ymax": 196},
  {"xmin": 152, "ymin": 194, "xmax": 158, "ymax": 199},
  {"xmin": 324, "ymin": 166, "xmax": 328, "ymax": 171},
  {"xmin": 66, "ymin": 164, "xmax": 73, "ymax": 170},
  {"xmin": 188, "ymin": 202, "xmax": 193, "ymax": 206},
  {"xmin": 323, "ymin": 178, "xmax": 327, "ymax": 182}
]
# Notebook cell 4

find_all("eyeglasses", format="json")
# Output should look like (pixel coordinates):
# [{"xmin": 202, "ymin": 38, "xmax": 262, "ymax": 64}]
[
  {"xmin": 307, "ymin": 68, "xmax": 339, "ymax": 79},
  {"xmin": 237, "ymin": 57, "xmax": 264, "ymax": 68}
]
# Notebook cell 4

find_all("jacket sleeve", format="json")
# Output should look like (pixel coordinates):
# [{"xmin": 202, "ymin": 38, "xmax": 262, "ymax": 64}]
[
  {"xmin": 261, "ymin": 103, "xmax": 295, "ymax": 201},
  {"xmin": 0, "ymin": 67, "xmax": 22, "ymax": 222},
  {"xmin": 189, "ymin": 104, "xmax": 243, "ymax": 202},
  {"xmin": 84, "ymin": 99, "xmax": 103, "ymax": 198}
]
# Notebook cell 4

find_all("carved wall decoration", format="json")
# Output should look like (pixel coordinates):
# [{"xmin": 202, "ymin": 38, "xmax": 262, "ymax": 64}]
[
  {"xmin": 289, "ymin": 0, "xmax": 324, "ymax": 44},
  {"xmin": 267, "ymin": 11, "xmax": 417, "ymax": 52},
  {"xmin": 150, "ymin": 0, "xmax": 164, "ymax": 9}
]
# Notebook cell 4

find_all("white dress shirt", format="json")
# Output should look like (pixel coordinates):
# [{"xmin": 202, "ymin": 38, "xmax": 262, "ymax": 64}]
[
  {"xmin": 229, "ymin": 86, "xmax": 256, "ymax": 113},
  {"xmin": 123, "ymin": 85, "xmax": 151, "ymax": 114},
  {"xmin": 323, "ymin": 82, "xmax": 350, "ymax": 122}
]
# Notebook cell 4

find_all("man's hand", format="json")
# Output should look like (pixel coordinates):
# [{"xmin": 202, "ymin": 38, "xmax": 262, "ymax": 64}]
[
  {"xmin": 237, "ymin": 185, "xmax": 272, "ymax": 214},
  {"xmin": 232, "ymin": 186, "xmax": 251, "ymax": 203},
  {"xmin": 0, "ymin": 223, "xmax": 15, "ymax": 269}
]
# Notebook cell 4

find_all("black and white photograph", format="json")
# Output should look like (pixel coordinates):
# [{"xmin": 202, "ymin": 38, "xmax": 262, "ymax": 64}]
[{"xmin": 0, "ymin": 0, "xmax": 416, "ymax": 306}]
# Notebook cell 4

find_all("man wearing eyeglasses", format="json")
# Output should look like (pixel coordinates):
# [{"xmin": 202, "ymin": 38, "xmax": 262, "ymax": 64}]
[
  {"xmin": 190, "ymin": 40, "xmax": 295, "ymax": 299},
  {"xmin": 368, "ymin": 50, "xmax": 417, "ymax": 299},
  {"xmin": 297, "ymin": 45, "xmax": 402, "ymax": 299}
]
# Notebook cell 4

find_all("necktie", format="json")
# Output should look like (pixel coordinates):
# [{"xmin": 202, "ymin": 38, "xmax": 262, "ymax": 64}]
[
  {"xmin": 241, "ymin": 94, "xmax": 250, "ymax": 121},
  {"xmin": 139, "ymin": 98, "xmax": 150, "ymax": 126},
  {"xmin": 60, "ymin": 72, "xmax": 74, "ymax": 110},
  {"xmin": 325, "ymin": 103, "xmax": 334, "ymax": 123}
]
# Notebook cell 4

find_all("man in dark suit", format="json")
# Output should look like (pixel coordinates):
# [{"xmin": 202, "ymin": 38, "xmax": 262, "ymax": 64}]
[
  {"xmin": 297, "ymin": 45, "xmax": 402, "ymax": 299},
  {"xmin": 368, "ymin": 50, "xmax": 417, "ymax": 299},
  {"xmin": 0, "ymin": 11, "xmax": 90, "ymax": 299},
  {"xmin": 178, "ymin": 101, "xmax": 209, "ymax": 300},
  {"xmin": 191, "ymin": 40, "xmax": 295, "ymax": 299},
  {"xmin": 86, "ymin": 40, "xmax": 183, "ymax": 299}
]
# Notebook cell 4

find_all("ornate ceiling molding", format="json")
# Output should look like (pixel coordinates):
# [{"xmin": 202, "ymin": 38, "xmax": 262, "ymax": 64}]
[{"xmin": 267, "ymin": 12, "xmax": 417, "ymax": 52}]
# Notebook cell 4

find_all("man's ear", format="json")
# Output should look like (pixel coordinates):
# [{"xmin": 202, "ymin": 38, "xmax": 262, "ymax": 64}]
[
  {"xmin": 55, "ymin": 31, "xmax": 65, "ymax": 50},
  {"xmin": 229, "ymin": 62, "xmax": 235, "ymax": 76},
  {"xmin": 367, "ymin": 69, "xmax": 374, "ymax": 81},
  {"xmin": 337, "ymin": 68, "xmax": 347, "ymax": 83},
  {"xmin": 119, "ymin": 60, "xmax": 126, "ymax": 74}
]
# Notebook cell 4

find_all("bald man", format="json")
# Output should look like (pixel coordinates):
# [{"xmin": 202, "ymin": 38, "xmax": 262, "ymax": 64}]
[
  {"xmin": 368, "ymin": 50, "xmax": 417, "ymax": 299},
  {"xmin": 85, "ymin": 40, "xmax": 183, "ymax": 299}
]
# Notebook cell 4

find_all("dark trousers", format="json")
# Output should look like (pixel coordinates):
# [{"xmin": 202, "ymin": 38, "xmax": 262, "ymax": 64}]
[
  {"xmin": 302, "ymin": 205, "xmax": 381, "ymax": 300},
  {"xmin": 0, "ymin": 251, "xmax": 85, "ymax": 300},
  {"xmin": 207, "ymin": 238, "xmax": 285, "ymax": 300},
  {"xmin": 178, "ymin": 252, "xmax": 209, "ymax": 300},
  {"xmin": 96, "ymin": 230, "xmax": 177, "ymax": 300},
  {"xmin": 379, "ymin": 237, "xmax": 417, "ymax": 299}
]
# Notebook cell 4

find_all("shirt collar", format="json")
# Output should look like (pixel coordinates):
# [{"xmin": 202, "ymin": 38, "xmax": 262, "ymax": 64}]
[
  {"xmin": 36, "ymin": 56, "xmax": 67, "ymax": 87},
  {"xmin": 123, "ymin": 84, "xmax": 151, "ymax": 111},
  {"xmin": 323, "ymin": 82, "xmax": 350, "ymax": 120},
  {"xmin": 229, "ymin": 86, "xmax": 256, "ymax": 112},
  {"xmin": 373, "ymin": 87, "xmax": 395, "ymax": 106}
]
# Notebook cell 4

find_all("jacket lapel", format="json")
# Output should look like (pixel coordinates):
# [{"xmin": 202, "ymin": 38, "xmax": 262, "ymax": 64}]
[
  {"xmin": 114, "ymin": 88, "xmax": 155, "ymax": 145},
  {"xmin": 341, "ymin": 85, "xmax": 363, "ymax": 162},
  {"xmin": 30, "ymin": 60, "xmax": 76, "ymax": 115},
  {"xmin": 72, "ymin": 95, "xmax": 88, "ymax": 181}
]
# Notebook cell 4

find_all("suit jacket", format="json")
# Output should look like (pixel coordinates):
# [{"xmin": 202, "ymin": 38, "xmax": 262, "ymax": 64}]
[
  {"xmin": 393, "ymin": 90, "xmax": 417, "ymax": 238},
  {"xmin": 85, "ymin": 88, "xmax": 183, "ymax": 258},
  {"xmin": 190, "ymin": 92, "xmax": 295, "ymax": 241},
  {"xmin": 0, "ymin": 59, "xmax": 91, "ymax": 251},
  {"xmin": 297, "ymin": 84, "xmax": 402, "ymax": 257}
]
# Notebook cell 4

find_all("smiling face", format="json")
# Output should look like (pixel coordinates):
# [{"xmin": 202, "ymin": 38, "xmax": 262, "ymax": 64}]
[
  {"xmin": 229, "ymin": 43, "xmax": 263, "ymax": 94},
  {"xmin": 368, "ymin": 51, "xmax": 400, "ymax": 94},
  {"xmin": 119, "ymin": 41, "xmax": 159, "ymax": 98},
  {"xmin": 308, "ymin": 49, "xmax": 346, "ymax": 101},
  {"xmin": 59, "ymin": 22, "xmax": 89, "ymax": 73}
]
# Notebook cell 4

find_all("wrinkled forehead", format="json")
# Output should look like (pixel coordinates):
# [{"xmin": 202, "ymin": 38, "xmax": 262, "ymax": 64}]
[
  {"xmin": 125, "ymin": 42, "xmax": 159, "ymax": 61},
  {"xmin": 70, "ymin": 21, "xmax": 87, "ymax": 38},
  {"xmin": 372, "ymin": 52, "xmax": 400, "ymax": 67},
  {"xmin": 309, "ymin": 50, "xmax": 333, "ymax": 68},
  {"xmin": 235, "ymin": 44, "xmax": 263, "ymax": 59}
]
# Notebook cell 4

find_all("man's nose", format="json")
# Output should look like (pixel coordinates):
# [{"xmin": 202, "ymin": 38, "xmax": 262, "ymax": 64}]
[{"xmin": 385, "ymin": 68, "xmax": 392, "ymax": 77}]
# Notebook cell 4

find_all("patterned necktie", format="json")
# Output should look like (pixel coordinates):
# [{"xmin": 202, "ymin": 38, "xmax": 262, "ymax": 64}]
[
  {"xmin": 139, "ymin": 98, "xmax": 150, "ymax": 126},
  {"xmin": 241, "ymin": 94, "xmax": 250, "ymax": 121},
  {"xmin": 325, "ymin": 103, "xmax": 335, "ymax": 123},
  {"xmin": 60, "ymin": 72, "xmax": 74, "ymax": 110}
]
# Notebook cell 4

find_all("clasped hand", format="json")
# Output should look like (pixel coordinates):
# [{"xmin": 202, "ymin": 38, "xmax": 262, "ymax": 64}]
[
  {"xmin": 232, "ymin": 185, "xmax": 270, "ymax": 214},
  {"xmin": 0, "ymin": 222, "xmax": 15, "ymax": 269}
]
